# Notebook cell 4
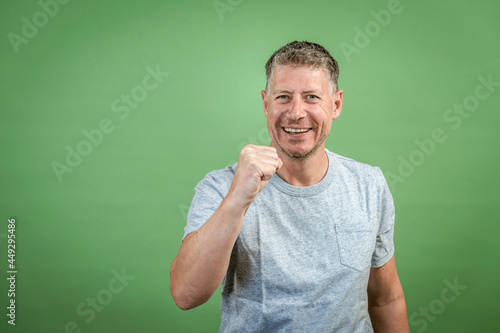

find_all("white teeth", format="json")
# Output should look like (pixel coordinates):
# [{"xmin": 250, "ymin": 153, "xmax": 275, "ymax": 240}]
[{"xmin": 284, "ymin": 127, "xmax": 310, "ymax": 133}]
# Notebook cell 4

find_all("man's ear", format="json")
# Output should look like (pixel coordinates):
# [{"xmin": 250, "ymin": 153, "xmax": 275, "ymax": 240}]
[
  {"xmin": 332, "ymin": 89, "xmax": 343, "ymax": 120},
  {"xmin": 261, "ymin": 90, "xmax": 268, "ymax": 118}
]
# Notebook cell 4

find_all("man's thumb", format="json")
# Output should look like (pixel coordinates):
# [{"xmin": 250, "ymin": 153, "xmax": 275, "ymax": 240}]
[{"xmin": 277, "ymin": 158, "xmax": 283, "ymax": 170}]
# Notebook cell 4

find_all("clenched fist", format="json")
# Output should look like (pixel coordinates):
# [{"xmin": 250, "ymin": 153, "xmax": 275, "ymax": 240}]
[{"xmin": 226, "ymin": 145, "xmax": 283, "ymax": 211}]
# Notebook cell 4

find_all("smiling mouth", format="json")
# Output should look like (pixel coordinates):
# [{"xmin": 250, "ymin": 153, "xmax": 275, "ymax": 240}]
[{"xmin": 282, "ymin": 127, "xmax": 312, "ymax": 134}]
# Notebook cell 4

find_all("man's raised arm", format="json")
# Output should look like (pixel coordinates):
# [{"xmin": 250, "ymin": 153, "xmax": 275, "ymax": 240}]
[{"xmin": 169, "ymin": 145, "xmax": 282, "ymax": 310}]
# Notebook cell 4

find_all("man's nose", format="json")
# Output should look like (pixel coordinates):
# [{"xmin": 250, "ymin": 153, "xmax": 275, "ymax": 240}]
[{"xmin": 288, "ymin": 96, "xmax": 307, "ymax": 119}]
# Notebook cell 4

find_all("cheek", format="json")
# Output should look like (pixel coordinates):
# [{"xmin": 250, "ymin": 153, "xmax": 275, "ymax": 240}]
[
  {"xmin": 321, "ymin": 121, "xmax": 333, "ymax": 137},
  {"xmin": 268, "ymin": 109, "xmax": 285, "ymax": 126},
  {"xmin": 266, "ymin": 115, "xmax": 279, "ymax": 134}
]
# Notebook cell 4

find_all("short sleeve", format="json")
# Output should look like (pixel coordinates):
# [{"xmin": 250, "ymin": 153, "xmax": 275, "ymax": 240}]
[
  {"xmin": 181, "ymin": 168, "xmax": 233, "ymax": 241},
  {"xmin": 371, "ymin": 168, "xmax": 395, "ymax": 267},
  {"xmin": 182, "ymin": 187, "xmax": 222, "ymax": 241}
]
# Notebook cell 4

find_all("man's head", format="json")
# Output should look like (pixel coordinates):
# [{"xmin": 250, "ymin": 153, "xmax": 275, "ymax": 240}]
[
  {"xmin": 265, "ymin": 41, "xmax": 340, "ymax": 95},
  {"xmin": 262, "ymin": 41, "xmax": 343, "ymax": 160}
]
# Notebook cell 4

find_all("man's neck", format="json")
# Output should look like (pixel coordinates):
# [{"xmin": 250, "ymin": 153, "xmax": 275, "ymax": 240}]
[{"xmin": 275, "ymin": 146, "xmax": 329, "ymax": 187}]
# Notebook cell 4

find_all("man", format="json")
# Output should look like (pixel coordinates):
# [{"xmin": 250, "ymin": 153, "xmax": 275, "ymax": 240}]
[{"xmin": 170, "ymin": 41, "xmax": 409, "ymax": 332}]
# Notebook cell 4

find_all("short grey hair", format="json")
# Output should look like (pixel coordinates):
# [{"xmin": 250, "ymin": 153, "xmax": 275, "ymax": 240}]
[{"xmin": 265, "ymin": 40, "xmax": 340, "ymax": 94}]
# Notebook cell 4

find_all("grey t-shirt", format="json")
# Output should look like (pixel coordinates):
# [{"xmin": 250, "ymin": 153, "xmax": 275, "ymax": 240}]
[{"xmin": 183, "ymin": 149, "xmax": 395, "ymax": 333}]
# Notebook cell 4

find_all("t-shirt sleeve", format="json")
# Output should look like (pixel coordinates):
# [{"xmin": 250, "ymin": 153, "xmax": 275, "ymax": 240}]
[
  {"xmin": 182, "ymin": 172, "xmax": 229, "ymax": 241},
  {"xmin": 371, "ymin": 167, "xmax": 395, "ymax": 268}
]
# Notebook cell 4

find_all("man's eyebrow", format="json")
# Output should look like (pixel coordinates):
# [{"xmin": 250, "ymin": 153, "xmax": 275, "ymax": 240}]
[
  {"xmin": 274, "ymin": 90, "xmax": 293, "ymax": 95},
  {"xmin": 274, "ymin": 89, "xmax": 323, "ymax": 95},
  {"xmin": 302, "ymin": 89, "xmax": 323, "ymax": 95}
]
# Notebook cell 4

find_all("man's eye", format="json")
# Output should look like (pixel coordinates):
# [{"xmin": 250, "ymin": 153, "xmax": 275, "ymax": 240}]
[
  {"xmin": 277, "ymin": 95, "xmax": 288, "ymax": 99},
  {"xmin": 307, "ymin": 95, "xmax": 318, "ymax": 99}
]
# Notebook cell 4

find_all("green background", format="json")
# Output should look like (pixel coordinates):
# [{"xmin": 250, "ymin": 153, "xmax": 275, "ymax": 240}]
[{"xmin": 1, "ymin": 0, "xmax": 499, "ymax": 332}]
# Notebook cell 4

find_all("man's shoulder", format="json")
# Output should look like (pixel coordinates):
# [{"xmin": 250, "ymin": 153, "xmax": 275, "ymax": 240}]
[
  {"xmin": 195, "ymin": 163, "xmax": 237, "ymax": 194},
  {"xmin": 326, "ymin": 149, "xmax": 385, "ymax": 184}
]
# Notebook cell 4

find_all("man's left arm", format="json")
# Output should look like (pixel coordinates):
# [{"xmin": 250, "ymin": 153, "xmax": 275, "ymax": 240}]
[{"xmin": 367, "ymin": 255, "xmax": 409, "ymax": 333}]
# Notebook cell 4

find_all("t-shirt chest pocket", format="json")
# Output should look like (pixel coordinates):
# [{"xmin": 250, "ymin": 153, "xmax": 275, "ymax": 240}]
[{"xmin": 334, "ymin": 224, "xmax": 375, "ymax": 272}]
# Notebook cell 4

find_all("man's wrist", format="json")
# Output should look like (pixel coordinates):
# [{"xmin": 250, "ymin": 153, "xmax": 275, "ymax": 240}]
[{"xmin": 221, "ymin": 191, "xmax": 252, "ymax": 218}]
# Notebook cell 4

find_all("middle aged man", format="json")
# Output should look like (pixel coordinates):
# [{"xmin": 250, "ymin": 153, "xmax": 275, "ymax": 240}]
[{"xmin": 171, "ymin": 41, "xmax": 409, "ymax": 332}]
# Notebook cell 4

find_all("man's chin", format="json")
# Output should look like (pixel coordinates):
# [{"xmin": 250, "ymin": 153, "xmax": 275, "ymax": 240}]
[{"xmin": 278, "ymin": 144, "xmax": 319, "ymax": 160}]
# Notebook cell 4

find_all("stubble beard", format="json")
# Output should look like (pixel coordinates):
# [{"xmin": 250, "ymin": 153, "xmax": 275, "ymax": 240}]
[{"xmin": 272, "ymin": 129, "xmax": 328, "ymax": 160}]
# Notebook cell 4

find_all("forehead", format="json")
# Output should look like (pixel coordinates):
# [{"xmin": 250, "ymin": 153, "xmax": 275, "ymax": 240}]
[{"xmin": 270, "ymin": 65, "xmax": 330, "ymax": 92}]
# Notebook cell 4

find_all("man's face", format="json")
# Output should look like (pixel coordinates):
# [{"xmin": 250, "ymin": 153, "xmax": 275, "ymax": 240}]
[{"xmin": 261, "ymin": 65, "xmax": 343, "ymax": 159}]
